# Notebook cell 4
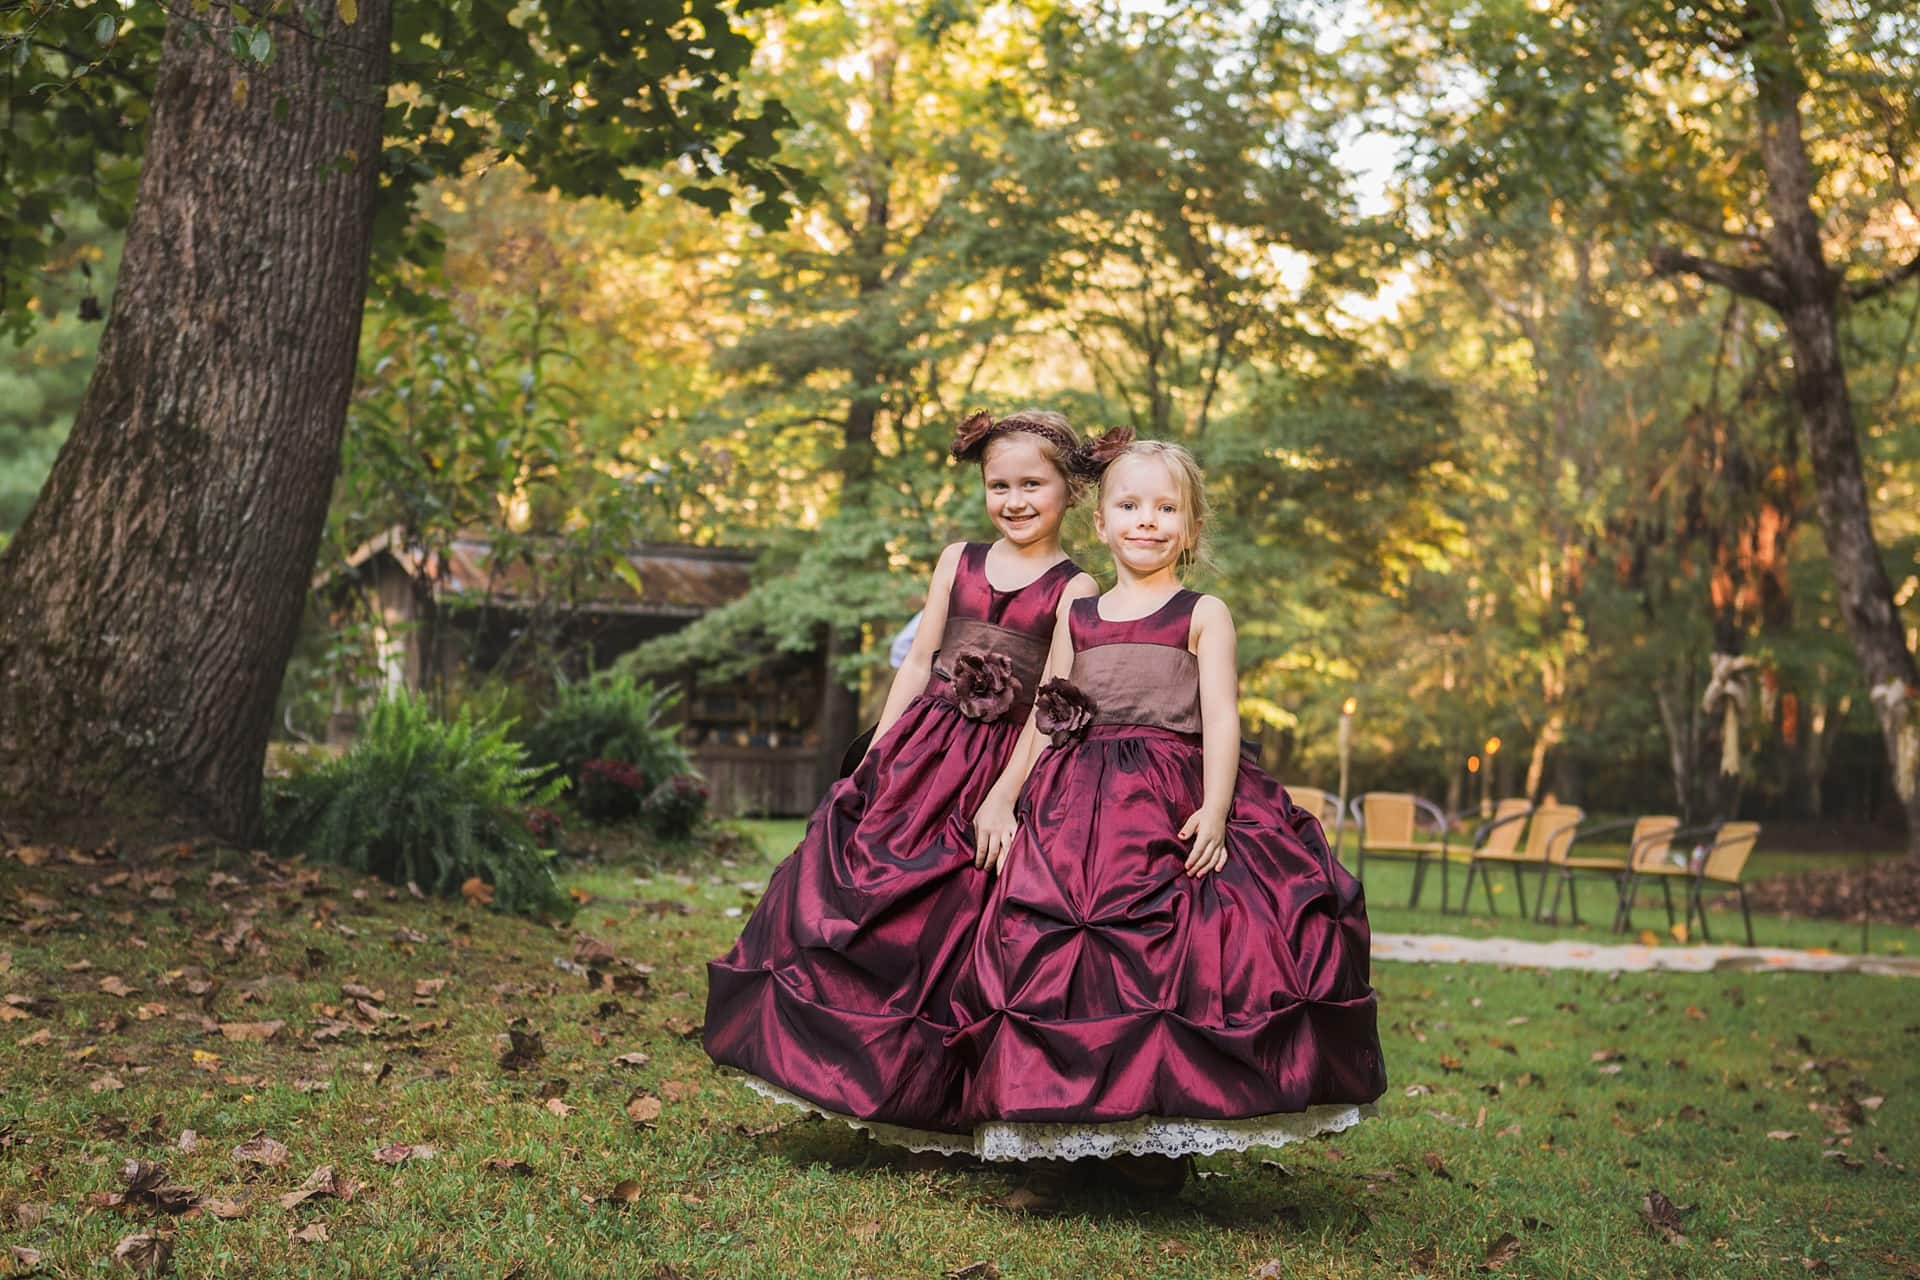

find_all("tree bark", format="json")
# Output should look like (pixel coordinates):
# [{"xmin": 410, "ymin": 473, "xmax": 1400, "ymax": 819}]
[
  {"xmin": 1652, "ymin": 14, "xmax": 1920, "ymax": 856},
  {"xmin": 0, "ymin": 2, "xmax": 394, "ymax": 842}
]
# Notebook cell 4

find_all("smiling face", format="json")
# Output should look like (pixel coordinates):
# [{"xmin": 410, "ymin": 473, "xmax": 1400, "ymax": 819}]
[
  {"xmin": 1094, "ymin": 452, "xmax": 1192, "ymax": 577},
  {"xmin": 981, "ymin": 433, "xmax": 1071, "ymax": 547}
]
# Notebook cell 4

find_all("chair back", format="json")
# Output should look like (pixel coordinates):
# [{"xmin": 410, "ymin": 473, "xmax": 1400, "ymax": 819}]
[
  {"xmin": 1480, "ymin": 797, "xmax": 1533, "ymax": 855},
  {"xmin": 1627, "ymin": 815, "xmax": 1682, "ymax": 870},
  {"xmin": 1359, "ymin": 792, "xmax": 1416, "ymax": 847},
  {"xmin": 1703, "ymin": 821, "xmax": 1761, "ymax": 883},
  {"xmin": 1531, "ymin": 804, "xmax": 1587, "ymax": 865},
  {"xmin": 1288, "ymin": 787, "xmax": 1338, "ymax": 826}
]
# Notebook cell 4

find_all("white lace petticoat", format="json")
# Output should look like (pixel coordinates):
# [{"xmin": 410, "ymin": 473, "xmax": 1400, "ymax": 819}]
[{"xmin": 735, "ymin": 1074, "xmax": 1375, "ymax": 1162}]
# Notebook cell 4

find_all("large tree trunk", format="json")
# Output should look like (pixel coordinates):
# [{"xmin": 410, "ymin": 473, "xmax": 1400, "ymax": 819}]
[
  {"xmin": 0, "ymin": 2, "xmax": 394, "ymax": 843},
  {"xmin": 1751, "ymin": 47, "xmax": 1920, "ymax": 857},
  {"xmin": 1653, "ymin": 18, "xmax": 1920, "ymax": 856}
]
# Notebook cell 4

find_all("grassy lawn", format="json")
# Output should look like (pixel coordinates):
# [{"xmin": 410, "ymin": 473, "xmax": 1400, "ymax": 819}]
[{"xmin": 1, "ymin": 826, "xmax": 1915, "ymax": 1277}]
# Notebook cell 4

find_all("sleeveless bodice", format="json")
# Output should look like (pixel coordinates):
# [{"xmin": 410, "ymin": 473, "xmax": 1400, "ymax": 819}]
[
  {"xmin": 1066, "ymin": 589, "xmax": 1202, "ymax": 734},
  {"xmin": 929, "ymin": 543, "xmax": 1081, "ymax": 720}
]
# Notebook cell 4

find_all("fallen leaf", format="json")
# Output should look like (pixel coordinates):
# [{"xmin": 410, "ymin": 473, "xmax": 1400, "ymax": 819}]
[
  {"xmin": 572, "ymin": 936, "xmax": 619, "ymax": 968},
  {"xmin": 203, "ymin": 1196, "xmax": 250, "ymax": 1220},
  {"xmin": 544, "ymin": 1098, "xmax": 574, "ymax": 1118},
  {"xmin": 612, "ymin": 1052, "xmax": 650, "ymax": 1069},
  {"xmin": 482, "ymin": 1156, "xmax": 535, "ymax": 1176},
  {"xmin": 997, "ymin": 1186, "xmax": 1055, "ymax": 1214},
  {"xmin": 608, "ymin": 1179, "xmax": 644, "ymax": 1205},
  {"xmin": 1591, "ymin": 1048, "xmax": 1625, "ymax": 1063},
  {"xmin": 111, "ymin": 1232, "xmax": 172, "ymax": 1276},
  {"xmin": 945, "ymin": 1264, "xmax": 1000, "ymax": 1280},
  {"xmin": 7, "ymin": 1245, "xmax": 41, "ymax": 1271},
  {"xmin": 1423, "ymin": 1151, "xmax": 1454, "ymax": 1182},
  {"xmin": 661, "ymin": 1016, "xmax": 699, "ymax": 1038},
  {"xmin": 1639, "ymin": 1188, "xmax": 1691, "ymax": 1245},
  {"xmin": 625, "ymin": 1092, "xmax": 663, "ymax": 1126},
  {"xmin": 497, "ymin": 1029, "xmax": 545, "ymax": 1072},
  {"xmin": 1251, "ymin": 1262, "xmax": 1287, "ymax": 1280},
  {"xmin": 460, "ymin": 877, "xmax": 494, "ymax": 907},
  {"xmin": 413, "ymin": 978, "xmax": 448, "ymax": 998},
  {"xmin": 218, "ymin": 1020, "xmax": 285, "ymax": 1043},
  {"xmin": 1482, "ymin": 1233, "xmax": 1524, "ymax": 1271},
  {"xmin": 659, "ymin": 1080, "xmax": 695, "ymax": 1103},
  {"xmin": 289, "ymin": 1223, "xmax": 328, "ymax": 1244},
  {"xmin": 99, "ymin": 976, "xmax": 138, "ymax": 998},
  {"xmin": 277, "ymin": 1165, "xmax": 359, "ymax": 1210},
  {"xmin": 232, "ymin": 1136, "xmax": 290, "ymax": 1168},
  {"xmin": 1409, "ymin": 1242, "xmax": 1440, "ymax": 1274},
  {"xmin": 90, "ymin": 1073, "xmax": 126, "ymax": 1093},
  {"xmin": 372, "ymin": 1142, "xmax": 435, "ymax": 1165},
  {"xmin": 1767, "ymin": 1130, "xmax": 1799, "ymax": 1141}
]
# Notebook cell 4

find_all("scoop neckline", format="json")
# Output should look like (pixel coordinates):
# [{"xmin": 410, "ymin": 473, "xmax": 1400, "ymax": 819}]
[
  {"xmin": 980, "ymin": 544, "xmax": 1074, "ymax": 596},
  {"xmin": 1092, "ymin": 586, "xmax": 1188, "ymax": 625}
]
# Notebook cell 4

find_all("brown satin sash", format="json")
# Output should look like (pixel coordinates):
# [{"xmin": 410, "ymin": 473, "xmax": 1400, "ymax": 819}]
[
  {"xmin": 933, "ymin": 617, "xmax": 1051, "ymax": 715},
  {"xmin": 1070, "ymin": 643, "xmax": 1203, "ymax": 734}
]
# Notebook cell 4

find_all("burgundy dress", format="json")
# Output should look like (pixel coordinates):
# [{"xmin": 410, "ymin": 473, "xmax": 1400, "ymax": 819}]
[
  {"xmin": 949, "ymin": 590, "xmax": 1386, "ymax": 1161},
  {"xmin": 705, "ymin": 543, "xmax": 1083, "ymax": 1148}
]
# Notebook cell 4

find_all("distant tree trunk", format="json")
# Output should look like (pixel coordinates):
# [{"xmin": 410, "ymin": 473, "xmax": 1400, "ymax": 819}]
[
  {"xmin": 1652, "ymin": 16, "xmax": 1920, "ymax": 857},
  {"xmin": 0, "ymin": 2, "xmax": 394, "ymax": 842}
]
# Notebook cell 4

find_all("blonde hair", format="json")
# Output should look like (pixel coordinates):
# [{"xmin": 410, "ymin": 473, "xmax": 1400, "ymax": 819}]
[
  {"xmin": 1098, "ymin": 438, "xmax": 1212, "ymax": 570},
  {"xmin": 981, "ymin": 408, "xmax": 1091, "ymax": 507}
]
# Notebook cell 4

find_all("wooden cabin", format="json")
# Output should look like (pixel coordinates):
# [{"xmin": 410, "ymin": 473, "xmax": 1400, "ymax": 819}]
[{"xmin": 321, "ymin": 529, "xmax": 835, "ymax": 817}]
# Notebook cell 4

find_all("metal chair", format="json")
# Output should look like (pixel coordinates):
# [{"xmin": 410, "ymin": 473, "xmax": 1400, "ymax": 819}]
[
  {"xmin": 1451, "ymin": 797, "xmax": 1535, "ymax": 916},
  {"xmin": 1613, "ymin": 820, "xmax": 1763, "ymax": 944},
  {"xmin": 1543, "ymin": 814, "xmax": 1679, "ymax": 926},
  {"xmin": 1460, "ymin": 802, "xmax": 1585, "ymax": 918},
  {"xmin": 1350, "ymin": 791, "xmax": 1452, "ymax": 910},
  {"xmin": 1283, "ymin": 785, "xmax": 1345, "ymax": 860}
]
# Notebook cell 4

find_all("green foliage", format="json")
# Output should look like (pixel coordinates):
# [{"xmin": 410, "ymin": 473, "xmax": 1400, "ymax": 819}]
[
  {"xmin": 644, "ymin": 773, "xmax": 710, "ymax": 841},
  {"xmin": 1, "ymin": 0, "xmax": 805, "ymax": 342},
  {"xmin": 519, "ymin": 671, "xmax": 691, "ymax": 803},
  {"xmin": 264, "ymin": 692, "xmax": 569, "ymax": 917}
]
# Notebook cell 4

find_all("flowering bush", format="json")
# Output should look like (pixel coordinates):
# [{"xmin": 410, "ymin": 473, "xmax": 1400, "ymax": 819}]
[
  {"xmin": 577, "ymin": 757, "xmax": 649, "ymax": 823},
  {"xmin": 644, "ymin": 773, "xmax": 709, "ymax": 840}
]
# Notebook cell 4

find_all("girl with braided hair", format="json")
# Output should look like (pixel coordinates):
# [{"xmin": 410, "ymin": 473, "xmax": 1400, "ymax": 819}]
[{"xmin": 705, "ymin": 409, "xmax": 1124, "ymax": 1149}]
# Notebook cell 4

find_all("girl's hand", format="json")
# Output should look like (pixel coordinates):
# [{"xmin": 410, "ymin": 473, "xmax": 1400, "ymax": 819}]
[
  {"xmin": 973, "ymin": 790, "xmax": 1019, "ymax": 874},
  {"xmin": 1178, "ymin": 807, "xmax": 1229, "ymax": 877}
]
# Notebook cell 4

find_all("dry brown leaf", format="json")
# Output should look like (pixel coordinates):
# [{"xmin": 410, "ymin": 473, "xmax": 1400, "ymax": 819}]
[
  {"xmin": 1482, "ymin": 1232, "xmax": 1524, "ymax": 1271},
  {"xmin": 232, "ymin": 1135, "xmax": 290, "ymax": 1168},
  {"xmin": 111, "ymin": 1232, "xmax": 172, "ymax": 1276},
  {"xmin": 1423, "ymin": 1151, "xmax": 1454, "ymax": 1182},
  {"xmin": 611, "ymin": 1052, "xmax": 650, "ymax": 1069},
  {"xmin": 608, "ymin": 1179, "xmax": 644, "ymax": 1205},
  {"xmin": 625, "ymin": 1092, "xmax": 663, "ymax": 1126},
  {"xmin": 544, "ymin": 1097, "xmax": 574, "ymax": 1118},
  {"xmin": 482, "ymin": 1156, "xmax": 535, "ymax": 1176},
  {"xmin": 202, "ymin": 1196, "xmax": 250, "ymax": 1220},
  {"xmin": 497, "ymin": 1029, "xmax": 545, "ymax": 1072},
  {"xmin": 373, "ymin": 1142, "xmax": 435, "ymax": 1165},
  {"xmin": 1251, "ymin": 1263, "xmax": 1287, "ymax": 1280},
  {"xmin": 460, "ymin": 877, "xmax": 494, "ymax": 906},
  {"xmin": 98, "ymin": 976, "xmax": 137, "ymax": 998},
  {"xmin": 289, "ymin": 1223, "xmax": 328, "ymax": 1244},
  {"xmin": 217, "ymin": 1020, "xmax": 285, "ymax": 1043},
  {"xmin": 1768, "ymin": 1130, "xmax": 1799, "ymax": 1141},
  {"xmin": 413, "ymin": 979, "xmax": 448, "ymax": 998},
  {"xmin": 945, "ymin": 1264, "xmax": 1001, "ymax": 1280},
  {"xmin": 277, "ymin": 1165, "xmax": 359, "ymax": 1210},
  {"xmin": 1639, "ymin": 1188, "xmax": 1691, "ymax": 1245},
  {"xmin": 90, "ymin": 1073, "xmax": 125, "ymax": 1093},
  {"xmin": 6, "ymin": 1245, "xmax": 42, "ymax": 1271}
]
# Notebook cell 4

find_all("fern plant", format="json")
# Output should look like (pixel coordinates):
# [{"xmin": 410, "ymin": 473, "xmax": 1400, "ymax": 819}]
[
  {"xmin": 265, "ymin": 692, "xmax": 570, "ymax": 917},
  {"xmin": 519, "ymin": 671, "xmax": 692, "ymax": 812}
]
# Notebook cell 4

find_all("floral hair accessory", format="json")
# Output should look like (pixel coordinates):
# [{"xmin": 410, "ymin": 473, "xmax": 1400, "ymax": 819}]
[
  {"xmin": 950, "ymin": 410, "xmax": 1082, "ymax": 464},
  {"xmin": 949, "ymin": 651, "xmax": 1020, "ymax": 723},
  {"xmin": 1070, "ymin": 425, "xmax": 1137, "ymax": 477},
  {"xmin": 1034, "ymin": 677, "xmax": 1098, "ymax": 747}
]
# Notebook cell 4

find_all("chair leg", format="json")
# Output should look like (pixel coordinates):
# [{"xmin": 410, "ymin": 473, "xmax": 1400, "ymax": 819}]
[
  {"xmin": 1451, "ymin": 860, "xmax": 1471, "ymax": 915},
  {"xmin": 1481, "ymin": 861, "xmax": 1497, "ymax": 915},
  {"xmin": 1567, "ymin": 874, "xmax": 1582, "ymax": 926},
  {"xmin": 1660, "ymin": 878, "xmax": 1675, "ymax": 927},
  {"xmin": 1440, "ymin": 855, "xmax": 1451, "ymax": 914},
  {"xmin": 1409, "ymin": 855, "xmax": 1427, "ymax": 910},
  {"xmin": 1511, "ymin": 863, "xmax": 1529, "ymax": 919},
  {"xmin": 1545, "ymin": 870, "xmax": 1566, "ymax": 923},
  {"xmin": 1692, "ymin": 880, "xmax": 1712, "ymax": 943},
  {"xmin": 1739, "ymin": 884, "xmax": 1754, "ymax": 947},
  {"xmin": 1613, "ymin": 873, "xmax": 1637, "ymax": 934}
]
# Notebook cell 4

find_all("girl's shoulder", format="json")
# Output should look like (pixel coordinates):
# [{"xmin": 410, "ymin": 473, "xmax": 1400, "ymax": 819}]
[{"xmin": 1186, "ymin": 592, "xmax": 1235, "ymax": 641}]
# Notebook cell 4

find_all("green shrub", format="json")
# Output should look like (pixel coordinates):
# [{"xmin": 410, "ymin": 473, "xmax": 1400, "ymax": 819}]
[
  {"xmin": 264, "ymin": 692, "xmax": 571, "ymax": 917},
  {"xmin": 643, "ymin": 773, "xmax": 710, "ymax": 840},
  {"xmin": 519, "ymin": 672, "xmax": 693, "ymax": 816}
]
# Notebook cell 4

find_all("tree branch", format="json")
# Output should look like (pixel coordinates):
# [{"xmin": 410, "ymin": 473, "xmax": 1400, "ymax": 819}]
[
  {"xmin": 1847, "ymin": 250, "xmax": 1920, "ymax": 304},
  {"xmin": 1648, "ymin": 246, "xmax": 1788, "ymax": 309}
]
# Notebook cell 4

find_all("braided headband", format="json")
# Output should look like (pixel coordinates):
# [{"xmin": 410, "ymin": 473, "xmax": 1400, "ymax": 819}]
[{"xmin": 949, "ymin": 411, "xmax": 1136, "ymax": 479}]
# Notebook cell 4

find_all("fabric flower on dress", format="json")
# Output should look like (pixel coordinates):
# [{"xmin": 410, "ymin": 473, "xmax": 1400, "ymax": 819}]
[
  {"xmin": 949, "ymin": 651, "xmax": 1020, "ymax": 722},
  {"xmin": 1034, "ymin": 677, "xmax": 1098, "ymax": 747},
  {"xmin": 1070, "ymin": 425, "xmax": 1137, "ymax": 477}
]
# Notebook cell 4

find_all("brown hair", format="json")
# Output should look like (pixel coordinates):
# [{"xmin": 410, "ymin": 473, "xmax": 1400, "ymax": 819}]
[
  {"xmin": 1098, "ymin": 438, "xmax": 1213, "ymax": 570},
  {"xmin": 962, "ymin": 408, "xmax": 1091, "ymax": 506}
]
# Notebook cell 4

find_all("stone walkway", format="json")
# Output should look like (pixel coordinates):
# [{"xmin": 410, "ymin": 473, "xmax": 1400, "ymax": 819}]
[{"xmin": 1373, "ymin": 932, "xmax": 1920, "ymax": 978}]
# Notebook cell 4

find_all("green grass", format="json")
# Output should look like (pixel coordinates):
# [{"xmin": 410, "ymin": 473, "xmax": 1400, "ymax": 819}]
[{"xmin": 0, "ymin": 827, "xmax": 1915, "ymax": 1277}]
